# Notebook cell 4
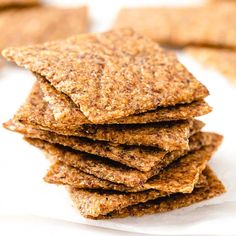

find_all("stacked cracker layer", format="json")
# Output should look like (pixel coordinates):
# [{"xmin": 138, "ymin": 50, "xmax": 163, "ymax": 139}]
[{"xmin": 2, "ymin": 29, "xmax": 225, "ymax": 219}]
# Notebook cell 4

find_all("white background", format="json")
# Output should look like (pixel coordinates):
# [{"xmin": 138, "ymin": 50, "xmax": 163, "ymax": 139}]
[{"xmin": 0, "ymin": 0, "xmax": 236, "ymax": 235}]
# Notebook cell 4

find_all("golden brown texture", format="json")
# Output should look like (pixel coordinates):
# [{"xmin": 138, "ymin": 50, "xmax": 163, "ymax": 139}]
[
  {"xmin": 2, "ymin": 28, "xmax": 209, "ymax": 123},
  {"xmin": 38, "ymin": 75, "xmax": 211, "ymax": 125},
  {"xmin": 186, "ymin": 47, "xmax": 236, "ymax": 84},
  {"xmin": 0, "ymin": 6, "xmax": 88, "ymax": 51},
  {"xmin": 67, "ymin": 172, "xmax": 208, "ymax": 218},
  {"xmin": 89, "ymin": 167, "xmax": 226, "ymax": 219},
  {"xmin": 44, "ymin": 161, "xmax": 208, "ymax": 193},
  {"xmin": 4, "ymin": 120, "xmax": 209, "ymax": 172},
  {"xmin": 14, "ymin": 84, "xmax": 202, "ymax": 150},
  {"xmin": 25, "ymin": 136, "xmax": 222, "ymax": 187},
  {"xmin": 0, "ymin": 0, "xmax": 38, "ymax": 8},
  {"xmin": 114, "ymin": 3, "xmax": 236, "ymax": 48}
]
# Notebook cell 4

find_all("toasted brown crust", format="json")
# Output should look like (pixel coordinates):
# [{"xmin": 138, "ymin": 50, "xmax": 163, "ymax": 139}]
[
  {"xmin": 25, "ymin": 135, "xmax": 222, "ymax": 188},
  {"xmin": 38, "ymin": 75, "xmax": 212, "ymax": 125},
  {"xmin": 186, "ymin": 47, "xmax": 236, "ymax": 84},
  {"xmin": 67, "ymin": 172, "xmax": 209, "ymax": 218},
  {"xmin": 114, "ymin": 4, "xmax": 236, "ymax": 48},
  {"xmin": 81, "ymin": 167, "xmax": 226, "ymax": 219},
  {"xmin": 0, "ymin": 6, "xmax": 88, "ymax": 50},
  {"xmin": 4, "ymin": 120, "xmax": 210, "ymax": 172},
  {"xmin": 0, "ymin": 0, "xmax": 38, "ymax": 8},
  {"xmin": 2, "ymin": 28, "xmax": 209, "ymax": 123},
  {"xmin": 13, "ymin": 84, "xmax": 202, "ymax": 150},
  {"xmin": 44, "ymin": 161, "xmax": 208, "ymax": 193}
]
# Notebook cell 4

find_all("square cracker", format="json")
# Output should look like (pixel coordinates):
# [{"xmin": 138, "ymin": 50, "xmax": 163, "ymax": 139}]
[
  {"xmin": 2, "ymin": 28, "xmax": 208, "ymax": 123},
  {"xmin": 43, "ymin": 133, "xmax": 221, "ymax": 193},
  {"xmin": 25, "ymin": 136, "xmax": 222, "ymax": 187},
  {"xmin": 14, "ymin": 84, "xmax": 202, "ymax": 150},
  {"xmin": 186, "ymin": 47, "xmax": 236, "ymax": 85},
  {"xmin": 88, "ymin": 167, "xmax": 226, "ymax": 219},
  {"xmin": 38, "ymin": 75, "xmax": 211, "ymax": 125},
  {"xmin": 44, "ymin": 161, "xmax": 208, "ymax": 193},
  {"xmin": 114, "ymin": 3, "xmax": 236, "ymax": 48},
  {"xmin": 4, "ymin": 120, "xmax": 209, "ymax": 172},
  {"xmin": 0, "ymin": 6, "xmax": 88, "ymax": 50},
  {"xmin": 67, "ymin": 172, "xmax": 207, "ymax": 218}
]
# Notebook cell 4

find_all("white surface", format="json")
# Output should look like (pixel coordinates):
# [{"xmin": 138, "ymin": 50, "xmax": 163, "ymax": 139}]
[{"xmin": 0, "ymin": 0, "xmax": 236, "ymax": 235}]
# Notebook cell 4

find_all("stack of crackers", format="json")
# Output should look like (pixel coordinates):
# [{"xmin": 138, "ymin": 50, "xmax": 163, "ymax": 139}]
[
  {"xmin": 114, "ymin": 2, "xmax": 236, "ymax": 84},
  {"xmin": 2, "ymin": 28, "xmax": 225, "ymax": 219}
]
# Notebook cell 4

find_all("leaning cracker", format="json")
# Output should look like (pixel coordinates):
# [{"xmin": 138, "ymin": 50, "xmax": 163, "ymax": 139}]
[
  {"xmin": 14, "ymin": 84, "xmax": 201, "ymax": 150},
  {"xmin": 89, "ymin": 167, "xmax": 226, "ymax": 219},
  {"xmin": 2, "ymin": 28, "xmax": 208, "ymax": 123},
  {"xmin": 38, "ymin": 75, "xmax": 211, "ymax": 125},
  {"xmin": 114, "ymin": 3, "xmax": 236, "ymax": 48},
  {"xmin": 4, "ymin": 120, "xmax": 208, "ymax": 172},
  {"xmin": 0, "ymin": 6, "xmax": 88, "ymax": 50},
  {"xmin": 44, "ymin": 134, "xmax": 221, "ymax": 193},
  {"xmin": 186, "ymin": 47, "xmax": 236, "ymax": 84},
  {"xmin": 26, "ymin": 137, "xmax": 222, "ymax": 187},
  {"xmin": 44, "ymin": 161, "xmax": 208, "ymax": 193}
]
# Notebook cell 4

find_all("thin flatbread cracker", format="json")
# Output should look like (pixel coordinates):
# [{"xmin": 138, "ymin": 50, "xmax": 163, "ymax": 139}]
[
  {"xmin": 14, "ymin": 84, "xmax": 202, "ymax": 150},
  {"xmin": 0, "ymin": 6, "xmax": 88, "ymax": 50},
  {"xmin": 66, "ymin": 173, "xmax": 207, "ymax": 218},
  {"xmin": 186, "ymin": 47, "xmax": 236, "ymax": 84},
  {"xmin": 44, "ymin": 161, "xmax": 208, "ymax": 193},
  {"xmin": 88, "ymin": 167, "xmax": 226, "ymax": 219},
  {"xmin": 2, "ymin": 28, "xmax": 209, "ymax": 123},
  {"xmin": 4, "ymin": 120, "xmax": 209, "ymax": 172},
  {"xmin": 25, "ymin": 137, "xmax": 222, "ymax": 187},
  {"xmin": 114, "ymin": 3, "xmax": 236, "ymax": 48},
  {"xmin": 38, "ymin": 75, "xmax": 211, "ymax": 125}
]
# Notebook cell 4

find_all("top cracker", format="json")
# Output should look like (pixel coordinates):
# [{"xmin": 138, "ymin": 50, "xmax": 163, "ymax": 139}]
[
  {"xmin": 0, "ymin": 0, "xmax": 38, "ymax": 8},
  {"xmin": 114, "ymin": 3, "xmax": 236, "ymax": 48},
  {"xmin": 2, "ymin": 28, "xmax": 208, "ymax": 123}
]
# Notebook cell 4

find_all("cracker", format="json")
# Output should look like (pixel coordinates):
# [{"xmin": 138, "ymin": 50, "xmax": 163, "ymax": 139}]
[
  {"xmin": 67, "ymin": 173, "xmax": 207, "ymax": 218},
  {"xmin": 25, "ymin": 137, "xmax": 222, "ymax": 187},
  {"xmin": 0, "ymin": 6, "xmax": 88, "ymax": 50},
  {"xmin": 186, "ymin": 47, "xmax": 236, "ymax": 84},
  {"xmin": 89, "ymin": 167, "xmax": 226, "ymax": 219},
  {"xmin": 44, "ymin": 161, "xmax": 208, "ymax": 193},
  {"xmin": 38, "ymin": 75, "xmax": 211, "ymax": 125},
  {"xmin": 4, "ymin": 120, "xmax": 208, "ymax": 172},
  {"xmin": 2, "ymin": 28, "xmax": 209, "ymax": 123},
  {"xmin": 0, "ymin": 0, "xmax": 38, "ymax": 9},
  {"xmin": 14, "ymin": 84, "xmax": 202, "ymax": 150},
  {"xmin": 114, "ymin": 4, "xmax": 236, "ymax": 48}
]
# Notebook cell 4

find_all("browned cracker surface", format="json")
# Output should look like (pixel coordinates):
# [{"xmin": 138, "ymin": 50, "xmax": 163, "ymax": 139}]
[
  {"xmin": 44, "ymin": 161, "xmax": 208, "ymax": 193},
  {"xmin": 25, "ymin": 136, "xmax": 222, "ymax": 188},
  {"xmin": 114, "ymin": 3, "xmax": 236, "ymax": 48},
  {"xmin": 0, "ymin": 6, "xmax": 88, "ymax": 50},
  {"xmin": 87, "ymin": 167, "xmax": 226, "ymax": 219},
  {"xmin": 2, "ymin": 28, "xmax": 208, "ymax": 123},
  {"xmin": 38, "ymin": 75, "xmax": 211, "ymax": 125},
  {"xmin": 4, "ymin": 120, "xmax": 208, "ymax": 172},
  {"xmin": 67, "ymin": 172, "xmax": 207, "ymax": 218},
  {"xmin": 13, "ymin": 84, "xmax": 202, "ymax": 150},
  {"xmin": 186, "ymin": 47, "xmax": 236, "ymax": 84},
  {"xmin": 0, "ymin": 0, "xmax": 38, "ymax": 8}
]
